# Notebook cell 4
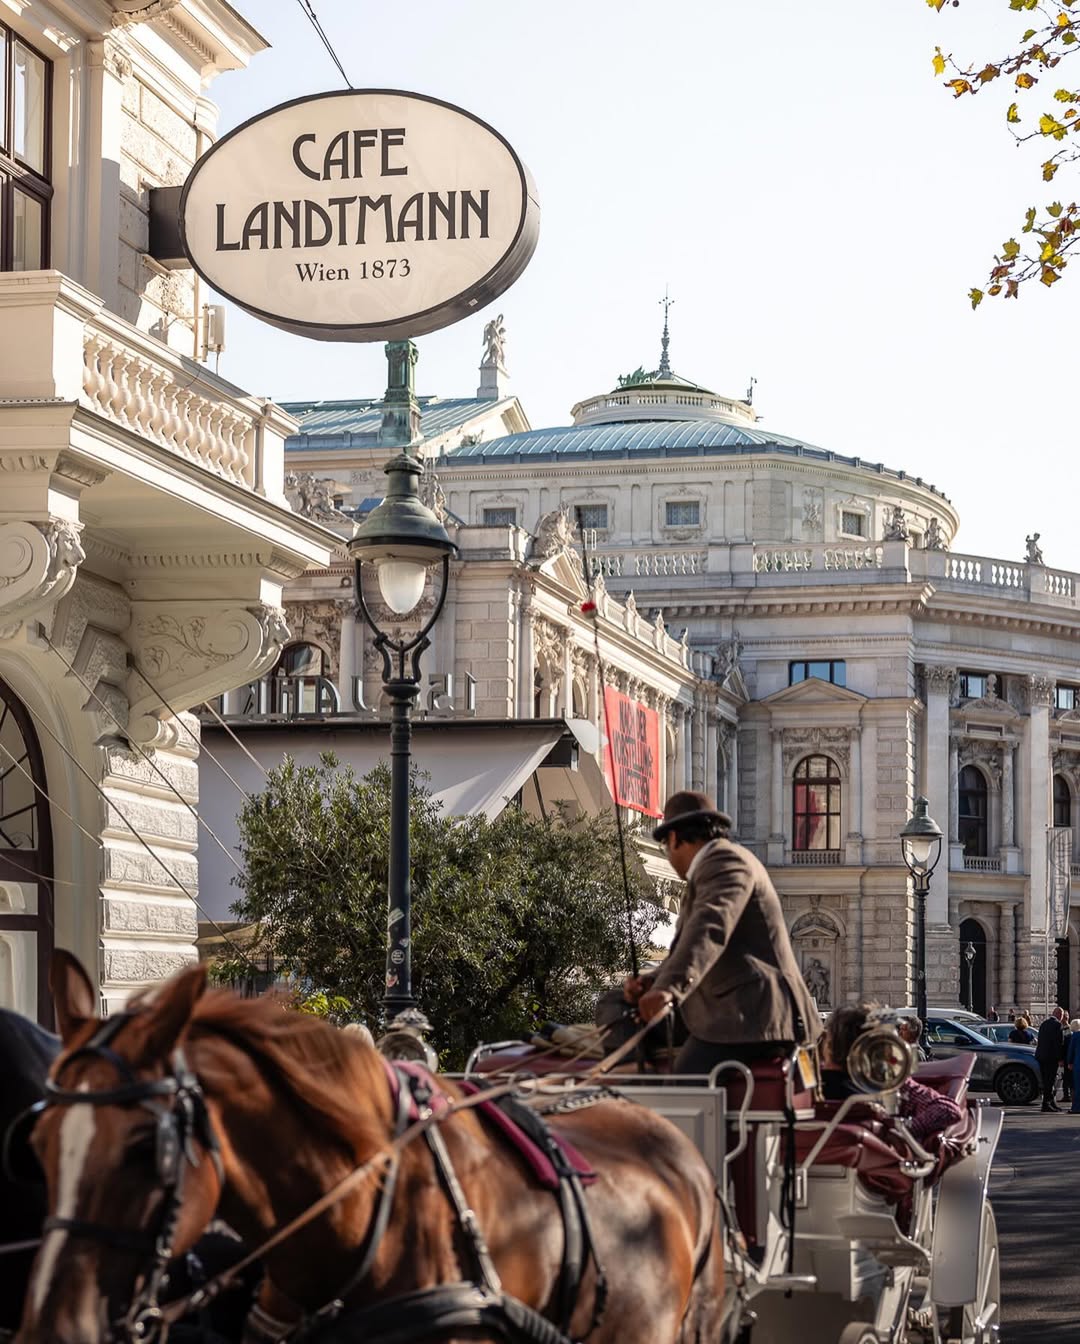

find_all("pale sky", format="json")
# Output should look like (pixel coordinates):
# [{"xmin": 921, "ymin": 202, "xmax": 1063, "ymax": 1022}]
[{"xmin": 209, "ymin": 1, "xmax": 1073, "ymax": 564}]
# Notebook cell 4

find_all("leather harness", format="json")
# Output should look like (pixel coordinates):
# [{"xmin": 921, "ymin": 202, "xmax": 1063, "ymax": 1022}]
[{"xmin": 25, "ymin": 1018, "xmax": 608, "ymax": 1344}]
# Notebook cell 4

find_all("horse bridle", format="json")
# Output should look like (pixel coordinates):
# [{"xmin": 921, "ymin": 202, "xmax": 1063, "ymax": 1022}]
[{"xmin": 34, "ymin": 1013, "xmax": 222, "ymax": 1342}]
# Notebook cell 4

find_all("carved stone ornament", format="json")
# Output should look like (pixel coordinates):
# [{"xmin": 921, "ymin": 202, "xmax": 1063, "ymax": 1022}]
[
  {"xmin": 923, "ymin": 517, "xmax": 947, "ymax": 551},
  {"xmin": 1028, "ymin": 675, "xmax": 1055, "ymax": 709},
  {"xmin": 1025, "ymin": 533, "xmax": 1044, "ymax": 566},
  {"xmin": 532, "ymin": 508, "xmax": 578, "ymax": 563},
  {"xmin": 781, "ymin": 727, "xmax": 851, "ymax": 774},
  {"xmin": 533, "ymin": 617, "xmax": 564, "ymax": 672},
  {"xmin": 0, "ymin": 519, "xmax": 86, "ymax": 639},
  {"xmin": 284, "ymin": 472, "xmax": 349, "ymax": 524},
  {"xmin": 922, "ymin": 664, "xmax": 957, "ymax": 696},
  {"xmin": 714, "ymin": 631, "xmax": 743, "ymax": 687},
  {"xmin": 883, "ymin": 504, "xmax": 910, "ymax": 542},
  {"xmin": 126, "ymin": 603, "xmax": 290, "ymax": 745},
  {"xmin": 282, "ymin": 599, "xmax": 345, "ymax": 680},
  {"xmin": 801, "ymin": 489, "xmax": 823, "ymax": 535},
  {"xmin": 111, "ymin": 0, "xmax": 183, "ymax": 26},
  {"xmin": 958, "ymin": 739, "xmax": 1003, "ymax": 789}
]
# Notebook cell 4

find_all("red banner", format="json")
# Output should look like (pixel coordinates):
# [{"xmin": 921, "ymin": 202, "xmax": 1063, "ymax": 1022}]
[{"xmin": 602, "ymin": 687, "xmax": 662, "ymax": 818}]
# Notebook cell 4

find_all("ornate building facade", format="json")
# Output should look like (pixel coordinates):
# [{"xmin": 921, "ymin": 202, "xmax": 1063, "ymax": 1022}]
[
  {"xmin": 0, "ymin": 1, "xmax": 334, "ymax": 1018},
  {"xmin": 276, "ymin": 328, "xmax": 1080, "ymax": 1016}
]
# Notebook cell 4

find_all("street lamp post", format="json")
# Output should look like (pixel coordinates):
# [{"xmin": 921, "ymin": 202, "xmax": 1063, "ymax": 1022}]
[
  {"xmin": 900, "ymin": 797, "xmax": 944, "ymax": 1024},
  {"xmin": 346, "ymin": 452, "xmax": 457, "ymax": 1054},
  {"xmin": 963, "ymin": 941, "xmax": 976, "ymax": 1013}
]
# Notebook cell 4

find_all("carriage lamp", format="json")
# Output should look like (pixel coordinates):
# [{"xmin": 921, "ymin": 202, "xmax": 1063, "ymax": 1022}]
[
  {"xmin": 347, "ymin": 452, "xmax": 458, "ymax": 1052},
  {"xmin": 900, "ymin": 797, "xmax": 943, "ymax": 1025}
]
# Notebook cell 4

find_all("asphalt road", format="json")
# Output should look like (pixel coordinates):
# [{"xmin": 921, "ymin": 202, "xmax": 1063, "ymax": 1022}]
[{"xmin": 992, "ymin": 1097, "xmax": 1080, "ymax": 1341}]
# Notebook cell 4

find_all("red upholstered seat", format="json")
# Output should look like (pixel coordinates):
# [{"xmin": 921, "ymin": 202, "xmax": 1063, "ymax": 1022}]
[
  {"xmin": 718, "ymin": 1056, "xmax": 816, "ymax": 1117},
  {"xmin": 913, "ymin": 1051, "xmax": 975, "ymax": 1107}
]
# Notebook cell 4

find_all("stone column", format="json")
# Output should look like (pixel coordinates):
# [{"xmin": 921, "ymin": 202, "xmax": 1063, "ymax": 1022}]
[
  {"xmin": 999, "ymin": 902, "xmax": 1016, "ymax": 1013},
  {"xmin": 847, "ymin": 726, "xmax": 863, "ymax": 862},
  {"xmin": 517, "ymin": 593, "xmax": 535, "ymax": 718},
  {"xmin": 706, "ymin": 714, "xmax": 718, "ymax": 802},
  {"xmin": 338, "ymin": 604, "xmax": 357, "ymax": 709},
  {"xmin": 923, "ymin": 666, "xmax": 958, "ymax": 1004},
  {"xmin": 561, "ymin": 636, "xmax": 573, "ymax": 719},
  {"xmin": 768, "ymin": 729, "xmax": 785, "ymax": 865},
  {"xmin": 1002, "ymin": 743, "xmax": 1015, "ymax": 849},
  {"xmin": 1016, "ymin": 902, "xmax": 1032, "ymax": 1013},
  {"xmin": 728, "ymin": 725, "xmax": 739, "ymax": 834},
  {"xmin": 684, "ymin": 708, "xmax": 695, "ymax": 790},
  {"xmin": 949, "ymin": 738, "xmax": 960, "ymax": 848},
  {"xmin": 672, "ymin": 705, "xmax": 685, "ymax": 793},
  {"xmin": 923, "ymin": 666, "xmax": 956, "ymax": 922},
  {"xmin": 1027, "ymin": 676, "xmax": 1054, "ymax": 937}
]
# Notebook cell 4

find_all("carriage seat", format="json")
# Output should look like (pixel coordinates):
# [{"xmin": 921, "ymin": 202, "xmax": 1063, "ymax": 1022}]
[
  {"xmin": 717, "ymin": 1056, "xmax": 817, "ymax": 1120},
  {"xmin": 913, "ymin": 1051, "xmax": 975, "ymax": 1107}
]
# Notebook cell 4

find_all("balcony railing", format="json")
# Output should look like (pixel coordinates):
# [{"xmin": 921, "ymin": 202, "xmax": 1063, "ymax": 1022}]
[
  {"xmin": 81, "ymin": 309, "xmax": 286, "ymax": 492},
  {"xmin": 790, "ymin": 850, "xmax": 842, "ymax": 866},
  {"xmin": 589, "ymin": 550, "xmax": 707, "ymax": 579},
  {"xmin": 963, "ymin": 856, "xmax": 1002, "ymax": 873}
]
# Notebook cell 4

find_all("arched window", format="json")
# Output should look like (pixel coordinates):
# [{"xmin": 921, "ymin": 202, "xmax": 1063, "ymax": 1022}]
[
  {"xmin": 792, "ymin": 755, "xmax": 842, "ymax": 851},
  {"xmin": 0, "ymin": 678, "xmax": 53, "ymax": 1024},
  {"xmin": 277, "ymin": 643, "xmax": 327, "ymax": 677},
  {"xmin": 958, "ymin": 766, "xmax": 988, "ymax": 857},
  {"xmin": 1054, "ymin": 774, "xmax": 1072, "ymax": 829}
]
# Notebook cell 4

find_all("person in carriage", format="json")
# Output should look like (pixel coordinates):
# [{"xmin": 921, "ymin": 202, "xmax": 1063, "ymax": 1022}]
[{"xmin": 635, "ymin": 789, "xmax": 822, "ymax": 1072}]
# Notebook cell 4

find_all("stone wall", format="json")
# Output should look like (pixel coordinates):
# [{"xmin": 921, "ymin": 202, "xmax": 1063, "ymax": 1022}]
[{"xmin": 117, "ymin": 71, "xmax": 198, "ymax": 345}]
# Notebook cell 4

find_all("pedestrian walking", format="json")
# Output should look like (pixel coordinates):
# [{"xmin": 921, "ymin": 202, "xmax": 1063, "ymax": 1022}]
[
  {"xmin": 988, "ymin": 1005, "xmax": 1000, "ymax": 1023},
  {"xmin": 1036, "ymin": 1007, "xmax": 1067, "ymax": 1111},
  {"xmin": 1068, "ymin": 1021, "xmax": 1080, "ymax": 1115}
]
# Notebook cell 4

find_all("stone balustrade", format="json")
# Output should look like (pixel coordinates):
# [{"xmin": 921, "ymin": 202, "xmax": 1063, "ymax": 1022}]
[
  {"xmin": 0, "ymin": 271, "xmax": 293, "ymax": 502},
  {"xmin": 790, "ymin": 849, "xmax": 842, "ymax": 865},
  {"xmin": 963, "ymin": 856, "xmax": 1002, "ymax": 874},
  {"xmin": 589, "ymin": 550, "xmax": 707, "ymax": 580}
]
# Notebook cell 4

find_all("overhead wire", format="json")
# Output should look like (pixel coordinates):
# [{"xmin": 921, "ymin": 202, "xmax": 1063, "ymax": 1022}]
[
  {"xmin": 294, "ymin": 0, "xmax": 352, "ymax": 88},
  {"xmin": 1, "ymin": 702, "xmax": 266, "ymax": 980}
]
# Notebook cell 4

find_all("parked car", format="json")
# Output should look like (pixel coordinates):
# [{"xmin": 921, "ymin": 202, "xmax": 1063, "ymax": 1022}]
[
  {"xmin": 977, "ymin": 1022, "xmax": 1028, "ymax": 1045},
  {"xmin": 897, "ymin": 1006, "xmax": 988, "ymax": 1028},
  {"xmin": 922, "ymin": 1016, "xmax": 1040, "ymax": 1105}
]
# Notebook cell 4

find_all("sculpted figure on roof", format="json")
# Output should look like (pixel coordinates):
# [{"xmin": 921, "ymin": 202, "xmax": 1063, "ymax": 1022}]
[{"xmin": 482, "ymin": 313, "xmax": 507, "ymax": 369}]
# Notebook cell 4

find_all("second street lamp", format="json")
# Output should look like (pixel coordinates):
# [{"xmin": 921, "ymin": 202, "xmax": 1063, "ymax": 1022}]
[
  {"xmin": 899, "ymin": 796, "xmax": 944, "ymax": 1025},
  {"xmin": 347, "ymin": 452, "xmax": 458, "ymax": 1053}
]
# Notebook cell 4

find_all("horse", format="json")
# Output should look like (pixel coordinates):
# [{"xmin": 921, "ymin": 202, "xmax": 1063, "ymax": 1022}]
[
  {"xmin": 18, "ymin": 950, "xmax": 725, "ymax": 1344},
  {"xmin": 0, "ymin": 1007, "xmax": 58, "ymax": 1336}
]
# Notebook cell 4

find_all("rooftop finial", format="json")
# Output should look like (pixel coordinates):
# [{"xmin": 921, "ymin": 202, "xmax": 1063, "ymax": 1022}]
[{"xmin": 658, "ymin": 287, "xmax": 674, "ymax": 378}]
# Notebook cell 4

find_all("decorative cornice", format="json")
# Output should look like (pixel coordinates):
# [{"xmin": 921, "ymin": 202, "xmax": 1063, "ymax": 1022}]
[
  {"xmin": 0, "ymin": 519, "xmax": 85, "ymax": 639},
  {"xmin": 111, "ymin": 1, "xmax": 183, "ymax": 28},
  {"xmin": 781, "ymin": 726, "xmax": 851, "ymax": 774},
  {"xmin": 1029, "ymin": 675, "xmax": 1055, "ymax": 709},
  {"xmin": 923, "ymin": 664, "xmax": 957, "ymax": 694}
]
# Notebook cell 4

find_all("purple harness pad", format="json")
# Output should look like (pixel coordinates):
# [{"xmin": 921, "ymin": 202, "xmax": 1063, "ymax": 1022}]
[{"xmin": 384, "ymin": 1061, "xmax": 596, "ymax": 1191}]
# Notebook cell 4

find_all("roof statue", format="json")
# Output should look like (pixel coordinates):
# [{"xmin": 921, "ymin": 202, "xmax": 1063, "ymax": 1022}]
[
  {"xmin": 284, "ymin": 472, "xmax": 348, "ymax": 524},
  {"xmin": 884, "ymin": 505, "xmax": 910, "ymax": 543},
  {"xmin": 481, "ymin": 314, "xmax": 507, "ymax": 370},
  {"xmin": 923, "ymin": 517, "xmax": 947, "ymax": 551},
  {"xmin": 533, "ymin": 507, "xmax": 578, "ymax": 562},
  {"xmin": 715, "ymin": 631, "xmax": 743, "ymax": 687},
  {"xmin": 1025, "ymin": 533, "xmax": 1044, "ymax": 565}
]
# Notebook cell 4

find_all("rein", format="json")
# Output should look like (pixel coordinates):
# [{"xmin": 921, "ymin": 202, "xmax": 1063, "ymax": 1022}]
[{"xmin": 156, "ymin": 1003, "xmax": 676, "ymax": 1332}]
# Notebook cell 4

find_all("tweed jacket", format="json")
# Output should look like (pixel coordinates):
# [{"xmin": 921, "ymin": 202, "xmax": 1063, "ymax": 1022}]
[{"xmin": 651, "ymin": 838, "xmax": 822, "ymax": 1046}]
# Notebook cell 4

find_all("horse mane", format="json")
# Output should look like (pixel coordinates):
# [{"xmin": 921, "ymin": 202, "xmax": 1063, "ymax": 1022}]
[{"xmin": 186, "ymin": 991, "xmax": 390, "ymax": 1154}]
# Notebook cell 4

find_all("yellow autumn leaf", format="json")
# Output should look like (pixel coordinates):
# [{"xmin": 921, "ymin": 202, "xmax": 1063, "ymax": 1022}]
[
  {"xmin": 1041, "ymin": 267, "xmax": 1061, "ymax": 285},
  {"xmin": 947, "ymin": 78, "xmax": 972, "ymax": 97},
  {"xmin": 933, "ymin": 48, "xmax": 946, "ymax": 76},
  {"xmin": 1041, "ymin": 239, "xmax": 1057, "ymax": 260},
  {"xmin": 1003, "ymin": 238, "xmax": 1021, "ymax": 257},
  {"xmin": 1044, "ymin": 160, "xmax": 1060, "ymax": 180},
  {"xmin": 969, "ymin": 288, "xmax": 984, "ymax": 309},
  {"xmin": 1048, "ymin": 201, "xmax": 1064, "ymax": 216},
  {"xmin": 1040, "ymin": 113, "xmax": 1069, "ymax": 138},
  {"xmin": 988, "ymin": 285, "xmax": 1003, "ymax": 296},
  {"xmin": 978, "ymin": 65, "xmax": 1000, "ymax": 83},
  {"xmin": 1057, "ymin": 11, "xmax": 1072, "ymax": 25},
  {"xmin": 1024, "ymin": 206, "xmax": 1038, "ymax": 230},
  {"xmin": 1008, "ymin": 102, "xmax": 1021, "ymax": 123},
  {"xmin": 1054, "ymin": 89, "xmax": 1076, "ymax": 101},
  {"xmin": 926, "ymin": 0, "xmax": 946, "ymax": 9},
  {"xmin": 1017, "ymin": 73, "xmax": 1037, "ymax": 89}
]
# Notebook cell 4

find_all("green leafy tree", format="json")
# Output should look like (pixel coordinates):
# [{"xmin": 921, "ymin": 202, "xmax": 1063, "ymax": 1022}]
[
  {"xmin": 926, "ymin": 0, "xmax": 1080, "ymax": 303},
  {"xmin": 217, "ymin": 753, "xmax": 658, "ymax": 1065}
]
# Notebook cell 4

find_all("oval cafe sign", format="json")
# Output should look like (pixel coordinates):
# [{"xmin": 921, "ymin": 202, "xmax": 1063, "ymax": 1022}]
[{"xmin": 179, "ymin": 90, "xmax": 539, "ymax": 342}]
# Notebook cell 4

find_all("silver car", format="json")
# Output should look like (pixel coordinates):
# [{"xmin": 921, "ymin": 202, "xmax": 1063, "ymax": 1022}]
[{"xmin": 923, "ymin": 1015, "xmax": 1041, "ymax": 1105}]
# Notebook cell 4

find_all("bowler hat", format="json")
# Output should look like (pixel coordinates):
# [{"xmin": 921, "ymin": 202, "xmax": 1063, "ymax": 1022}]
[{"xmin": 652, "ymin": 790, "xmax": 731, "ymax": 843}]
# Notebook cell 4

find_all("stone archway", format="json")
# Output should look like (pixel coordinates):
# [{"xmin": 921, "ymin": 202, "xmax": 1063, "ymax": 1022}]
[
  {"xmin": 0, "ymin": 677, "xmax": 54, "ymax": 1024},
  {"xmin": 959, "ymin": 918, "xmax": 988, "ymax": 1016}
]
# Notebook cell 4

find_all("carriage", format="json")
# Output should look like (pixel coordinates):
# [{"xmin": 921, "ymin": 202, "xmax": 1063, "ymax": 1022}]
[{"xmin": 463, "ymin": 1033, "xmax": 1002, "ymax": 1344}]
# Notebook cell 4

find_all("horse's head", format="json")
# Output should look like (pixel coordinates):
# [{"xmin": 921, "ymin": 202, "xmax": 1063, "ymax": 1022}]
[{"xmin": 18, "ymin": 951, "xmax": 222, "ymax": 1344}]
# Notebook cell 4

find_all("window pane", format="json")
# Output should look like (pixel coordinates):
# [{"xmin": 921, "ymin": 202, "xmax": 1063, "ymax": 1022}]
[
  {"xmin": 12, "ymin": 190, "xmax": 45, "ymax": 271},
  {"xmin": 806, "ymin": 756, "xmax": 828, "ymax": 779},
  {"xmin": 807, "ymin": 661, "xmax": 830, "ymax": 681},
  {"xmin": 828, "ymin": 816, "xmax": 841, "ymax": 849},
  {"xmin": 832, "ymin": 662, "xmax": 846, "ymax": 687},
  {"xmin": 483, "ymin": 507, "xmax": 516, "ymax": 526},
  {"xmin": 666, "ymin": 501, "xmax": 699, "ymax": 527},
  {"xmin": 0, "ymin": 29, "xmax": 7, "ymax": 153},
  {"xmin": 789, "ymin": 663, "xmax": 806, "ymax": 684},
  {"xmin": 841, "ymin": 510, "xmax": 865, "ymax": 536},
  {"xmin": 577, "ymin": 504, "xmax": 607, "ymax": 531},
  {"xmin": 14, "ymin": 42, "xmax": 47, "ymax": 175}
]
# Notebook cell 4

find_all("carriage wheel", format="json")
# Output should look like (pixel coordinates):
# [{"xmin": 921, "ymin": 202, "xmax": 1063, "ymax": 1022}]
[
  {"xmin": 944, "ymin": 1204, "xmax": 1001, "ymax": 1344},
  {"xmin": 836, "ymin": 1324, "xmax": 879, "ymax": 1344}
]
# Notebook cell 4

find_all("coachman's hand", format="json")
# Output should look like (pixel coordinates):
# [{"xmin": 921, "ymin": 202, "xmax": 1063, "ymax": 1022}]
[{"xmin": 638, "ymin": 988, "xmax": 674, "ymax": 1024}]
